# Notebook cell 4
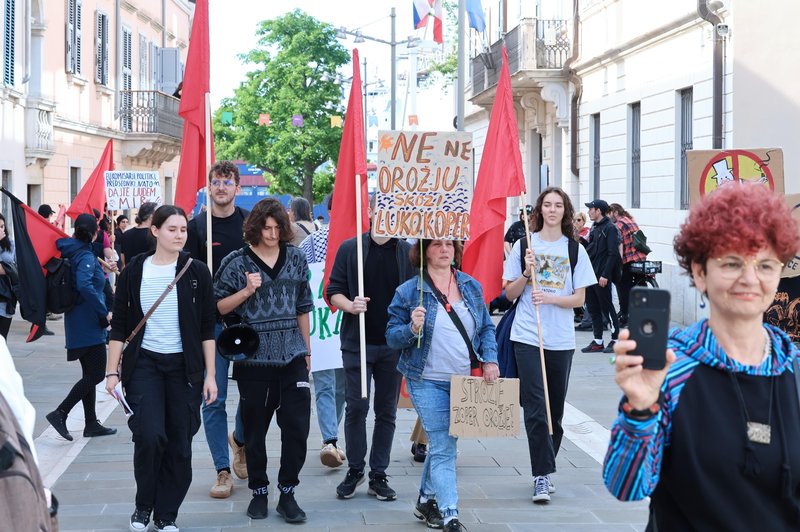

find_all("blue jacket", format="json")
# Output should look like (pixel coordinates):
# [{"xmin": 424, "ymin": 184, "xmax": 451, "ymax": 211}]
[
  {"xmin": 56, "ymin": 238, "xmax": 107, "ymax": 350},
  {"xmin": 387, "ymin": 269, "xmax": 498, "ymax": 381}
]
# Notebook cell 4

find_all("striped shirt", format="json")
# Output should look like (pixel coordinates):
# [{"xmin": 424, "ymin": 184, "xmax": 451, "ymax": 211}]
[{"xmin": 140, "ymin": 257, "xmax": 182, "ymax": 354}]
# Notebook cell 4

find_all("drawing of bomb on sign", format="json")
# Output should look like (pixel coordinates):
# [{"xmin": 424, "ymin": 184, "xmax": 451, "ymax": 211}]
[
  {"xmin": 686, "ymin": 148, "xmax": 784, "ymax": 207},
  {"xmin": 373, "ymin": 131, "xmax": 474, "ymax": 241}
]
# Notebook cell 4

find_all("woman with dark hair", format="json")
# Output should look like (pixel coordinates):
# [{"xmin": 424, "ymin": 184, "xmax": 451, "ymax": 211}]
[
  {"xmin": 121, "ymin": 202, "xmax": 158, "ymax": 268},
  {"xmin": 502, "ymin": 186, "xmax": 596, "ymax": 503},
  {"xmin": 214, "ymin": 197, "xmax": 313, "ymax": 523},
  {"xmin": 288, "ymin": 196, "xmax": 315, "ymax": 246},
  {"xmin": 114, "ymin": 214, "xmax": 129, "ymax": 264},
  {"xmin": 605, "ymin": 183, "xmax": 800, "ymax": 530},
  {"xmin": 46, "ymin": 214, "xmax": 116, "ymax": 442},
  {"xmin": 105, "ymin": 205, "xmax": 217, "ymax": 532},
  {"xmin": 0, "ymin": 213, "xmax": 17, "ymax": 338},
  {"xmin": 387, "ymin": 239, "xmax": 498, "ymax": 531}
]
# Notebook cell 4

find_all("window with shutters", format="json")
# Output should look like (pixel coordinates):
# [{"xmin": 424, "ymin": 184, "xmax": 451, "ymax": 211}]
[
  {"xmin": 121, "ymin": 26, "xmax": 132, "ymax": 130},
  {"xmin": 629, "ymin": 102, "xmax": 641, "ymax": 208},
  {"xmin": 2, "ymin": 0, "xmax": 15, "ymax": 86},
  {"xmin": 150, "ymin": 42, "xmax": 159, "ymax": 90},
  {"xmin": 138, "ymin": 34, "xmax": 148, "ymax": 89},
  {"xmin": 678, "ymin": 87, "xmax": 693, "ymax": 210},
  {"xmin": 95, "ymin": 11, "xmax": 108, "ymax": 85},
  {"xmin": 66, "ymin": 0, "xmax": 83, "ymax": 75}
]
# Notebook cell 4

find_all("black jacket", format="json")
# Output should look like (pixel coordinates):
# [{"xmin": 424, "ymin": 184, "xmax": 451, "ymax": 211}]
[
  {"xmin": 326, "ymin": 233, "xmax": 415, "ymax": 352},
  {"xmin": 110, "ymin": 251, "xmax": 215, "ymax": 385},
  {"xmin": 586, "ymin": 216, "xmax": 620, "ymax": 281}
]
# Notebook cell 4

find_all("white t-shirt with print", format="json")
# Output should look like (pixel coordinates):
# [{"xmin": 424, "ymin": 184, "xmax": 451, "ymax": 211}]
[{"xmin": 502, "ymin": 233, "xmax": 596, "ymax": 350}]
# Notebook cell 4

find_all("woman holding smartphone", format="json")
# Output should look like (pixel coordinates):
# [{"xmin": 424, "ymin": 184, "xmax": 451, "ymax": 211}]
[
  {"xmin": 605, "ymin": 183, "xmax": 800, "ymax": 530},
  {"xmin": 105, "ymin": 205, "xmax": 217, "ymax": 532}
]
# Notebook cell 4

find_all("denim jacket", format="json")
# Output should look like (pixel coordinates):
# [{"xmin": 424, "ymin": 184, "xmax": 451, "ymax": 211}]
[{"xmin": 387, "ymin": 269, "xmax": 498, "ymax": 381}]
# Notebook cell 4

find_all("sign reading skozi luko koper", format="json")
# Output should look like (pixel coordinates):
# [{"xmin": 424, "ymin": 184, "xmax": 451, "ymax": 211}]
[{"xmin": 373, "ymin": 131, "xmax": 473, "ymax": 240}]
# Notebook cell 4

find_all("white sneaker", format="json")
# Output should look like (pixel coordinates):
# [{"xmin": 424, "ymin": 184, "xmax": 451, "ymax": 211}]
[
  {"xmin": 532, "ymin": 475, "xmax": 551, "ymax": 503},
  {"xmin": 320, "ymin": 443, "xmax": 344, "ymax": 468},
  {"xmin": 546, "ymin": 474, "xmax": 556, "ymax": 494}
]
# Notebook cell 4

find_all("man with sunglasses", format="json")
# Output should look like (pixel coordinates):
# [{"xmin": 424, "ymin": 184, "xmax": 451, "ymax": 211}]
[{"xmin": 185, "ymin": 161, "xmax": 250, "ymax": 500}]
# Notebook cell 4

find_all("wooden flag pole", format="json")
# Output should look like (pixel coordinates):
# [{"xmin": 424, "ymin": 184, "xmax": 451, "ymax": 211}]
[
  {"xmin": 355, "ymin": 173, "xmax": 368, "ymax": 399},
  {"xmin": 204, "ymin": 93, "xmax": 213, "ymax": 273},
  {"xmin": 520, "ymin": 194, "xmax": 553, "ymax": 435},
  {"xmin": 417, "ymin": 239, "xmax": 423, "ymax": 347}
]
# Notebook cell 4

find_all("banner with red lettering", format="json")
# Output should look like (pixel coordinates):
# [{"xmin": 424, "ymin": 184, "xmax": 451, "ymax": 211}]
[
  {"xmin": 104, "ymin": 171, "xmax": 162, "ymax": 210},
  {"xmin": 373, "ymin": 131, "xmax": 474, "ymax": 240}
]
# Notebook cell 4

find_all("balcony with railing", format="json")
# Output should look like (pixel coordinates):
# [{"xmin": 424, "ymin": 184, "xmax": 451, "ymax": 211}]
[
  {"xmin": 470, "ymin": 18, "xmax": 571, "ymax": 104},
  {"xmin": 119, "ymin": 90, "xmax": 183, "ymax": 165}
]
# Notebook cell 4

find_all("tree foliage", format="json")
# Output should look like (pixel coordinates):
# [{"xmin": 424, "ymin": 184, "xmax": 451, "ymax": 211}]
[{"xmin": 213, "ymin": 10, "xmax": 350, "ymax": 203}]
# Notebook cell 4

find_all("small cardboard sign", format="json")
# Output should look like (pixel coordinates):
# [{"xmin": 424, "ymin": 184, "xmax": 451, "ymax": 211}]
[
  {"xmin": 308, "ymin": 262, "xmax": 343, "ymax": 372},
  {"xmin": 373, "ymin": 131, "xmax": 474, "ymax": 240},
  {"xmin": 449, "ymin": 376, "xmax": 520, "ymax": 438},
  {"xmin": 104, "ymin": 171, "xmax": 161, "ymax": 210},
  {"xmin": 686, "ymin": 148, "xmax": 784, "ymax": 207},
  {"xmin": 782, "ymin": 193, "xmax": 800, "ymax": 279},
  {"xmin": 397, "ymin": 377, "xmax": 413, "ymax": 409}
]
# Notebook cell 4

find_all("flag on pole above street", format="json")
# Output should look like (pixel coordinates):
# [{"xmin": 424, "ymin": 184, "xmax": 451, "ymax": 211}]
[
  {"xmin": 175, "ymin": 0, "xmax": 214, "ymax": 214},
  {"xmin": 413, "ymin": 0, "xmax": 431, "ymax": 28},
  {"xmin": 323, "ymin": 49, "xmax": 368, "ymax": 309},
  {"xmin": 461, "ymin": 46, "xmax": 526, "ymax": 303},
  {"xmin": 413, "ymin": 0, "xmax": 443, "ymax": 43},
  {"xmin": 66, "ymin": 139, "xmax": 113, "ymax": 221},
  {"xmin": 466, "ymin": 0, "xmax": 487, "ymax": 32}
]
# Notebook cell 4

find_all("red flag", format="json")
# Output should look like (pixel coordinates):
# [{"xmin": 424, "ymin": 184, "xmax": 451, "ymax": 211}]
[
  {"xmin": 66, "ymin": 139, "xmax": 113, "ymax": 221},
  {"xmin": 323, "ymin": 49, "xmax": 368, "ymax": 308},
  {"xmin": 175, "ymin": 0, "xmax": 214, "ymax": 214},
  {"xmin": 462, "ymin": 46, "xmax": 525, "ymax": 303}
]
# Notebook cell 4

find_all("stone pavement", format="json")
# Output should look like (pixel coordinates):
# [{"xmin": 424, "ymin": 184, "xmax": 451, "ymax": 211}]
[{"xmin": 8, "ymin": 318, "xmax": 648, "ymax": 532}]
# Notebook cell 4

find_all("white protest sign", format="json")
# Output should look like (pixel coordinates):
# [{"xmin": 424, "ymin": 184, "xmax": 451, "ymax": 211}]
[
  {"xmin": 308, "ymin": 261, "xmax": 343, "ymax": 372},
  {"xmin": 104, "ymin": 171, "xmax": 162, "ymax": 210},
  {"xmin": 373, "ymin": 131, "xmax": 473, "ymax": 240},
  {"xmin": 449, "ymin": 376, "xmax": 520, "ymax": 438}
]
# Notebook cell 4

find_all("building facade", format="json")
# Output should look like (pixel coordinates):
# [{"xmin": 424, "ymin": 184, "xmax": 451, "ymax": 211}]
[{"xmin": 0, "ymin": 0, "xmax": 192, "ymax": 220}]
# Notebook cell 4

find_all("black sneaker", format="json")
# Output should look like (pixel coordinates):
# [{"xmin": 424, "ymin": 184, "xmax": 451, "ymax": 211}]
[
  {"xmin": 46, "ymin": 409, "xmax": 73, "ymax": 441},
  {"xmin": 368, "ymin": 473, "xmax": 397, "ymax": 501},
  {"xmin": 336, "ymin": 468, "xmax": 365, "ymax": 499},
  {"xmin": 603, "ymin": 340, "xmax": 617, "ymax": 353},
  {"xmin": 153, "ymin": 519, "xmax": 179, "ymax": 531},
  {"xmin": 414, "ymin": 443, "xmax": 428, "ymax": 463},
  {"xmin": 129, "ymin": 507, "xmax": 151, "ymax": 532},
  {"xmin": 414, "ymin": 497, "xmax": 444, "ymax": 529},
  {"xmin": 247, "ymin": 494, "xmax": 269, "ymax": 519},
  {"xmin": 443, "ymin": 519, "xmax": 467, "ymax": 531},
  {"xmin": 580, "ymin": 341, "xmax": 604, "ymax": 353},
  {"xmin": 276, "ymin": 492, "xmax": 307, "ymax": 523},
  {"xmin": 84, "ymin": 420, "xmax": 117, "ymax": 437}
]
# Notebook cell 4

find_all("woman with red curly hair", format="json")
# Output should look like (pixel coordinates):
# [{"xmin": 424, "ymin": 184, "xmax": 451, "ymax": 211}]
[{"xmin": 603, "ymin": 183, "xmax": 800, "ymax": 530}]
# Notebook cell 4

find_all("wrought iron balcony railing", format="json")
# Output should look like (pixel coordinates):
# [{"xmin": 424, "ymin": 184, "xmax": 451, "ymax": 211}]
[{"xmin": 119, "ymin": 90, "xmax": 183, "ymax": 139}]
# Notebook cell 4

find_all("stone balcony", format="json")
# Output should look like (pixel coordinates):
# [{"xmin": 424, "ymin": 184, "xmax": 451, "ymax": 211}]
[{"xmin": 25, "ymin": 98, "xmax": 56, "ymax": 167}]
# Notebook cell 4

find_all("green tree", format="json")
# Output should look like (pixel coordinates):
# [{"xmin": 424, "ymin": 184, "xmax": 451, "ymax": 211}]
[{"xmin": 213, "ymin": 10, "xmax": 350, "ymax": 203}]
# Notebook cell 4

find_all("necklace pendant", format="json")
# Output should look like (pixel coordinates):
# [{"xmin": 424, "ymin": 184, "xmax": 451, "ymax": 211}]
[{"xmin": 747, "ymin": 421, "xmax": 771, "ymax": 445}]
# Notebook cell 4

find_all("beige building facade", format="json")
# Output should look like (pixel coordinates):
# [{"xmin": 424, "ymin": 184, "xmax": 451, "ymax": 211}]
[{"xmin": 1, "ymin": 0, "xmax": 192, "ymax": 218}]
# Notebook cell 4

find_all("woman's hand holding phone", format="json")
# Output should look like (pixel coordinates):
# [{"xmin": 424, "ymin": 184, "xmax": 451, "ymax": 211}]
[{"xmin": 613, "ymin": 329, "xmax": 676, "ymax": 411}]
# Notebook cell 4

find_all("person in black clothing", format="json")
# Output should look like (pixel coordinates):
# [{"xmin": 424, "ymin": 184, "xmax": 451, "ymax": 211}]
[
  {"xmin": 503, "ymin": 205, "xmax": 532, "ymax": 257},
  {"xmin": 581, "ymin": 199, "xmax": 621, "ymax": 354},
  {"xmin": 114, "ymin": 214, "xmax": 129, "ymax": 264},
  {"xmin": 184, "ymin": 160, "xmax": 251, "ymax": 499},
  {"xmin": 326, "ymin": 218, "xmax": 415, "ymax": 502},
  {"xmin": 121, "ymin": 202, "xmax": 157, "ymax": 268}
]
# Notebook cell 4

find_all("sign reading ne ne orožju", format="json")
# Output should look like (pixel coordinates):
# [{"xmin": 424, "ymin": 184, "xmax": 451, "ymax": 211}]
[
  {"xmin": 104, "ymin": 171, "xmax": 162, "ymax": 210},
  {"xmin": 449, "ymin": 376, "xmax": 520, "ymax": 438},
  {"xmin": 373, "ymin": 131, "xmax": 474, "ymax": 240}
]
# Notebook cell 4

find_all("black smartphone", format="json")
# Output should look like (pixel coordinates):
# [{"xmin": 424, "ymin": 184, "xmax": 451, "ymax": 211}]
[{"xmin": 627, "ymin": 287, "xmax": 671, "ymax": 370}]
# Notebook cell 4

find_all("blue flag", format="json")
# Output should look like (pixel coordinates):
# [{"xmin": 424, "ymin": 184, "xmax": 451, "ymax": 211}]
[{"xmin": 466, "ymin": 0, "xmax": 486, "ymax": 32}]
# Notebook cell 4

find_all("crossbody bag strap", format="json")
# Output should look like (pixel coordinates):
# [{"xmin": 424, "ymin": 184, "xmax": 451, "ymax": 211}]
[
  {"xmin": 422, "ymin": 269, "xmax": 479, "ymax": 368},
  {"xmin": 124, "ymin": 258, "xmax": 193, "ymax": 343}
]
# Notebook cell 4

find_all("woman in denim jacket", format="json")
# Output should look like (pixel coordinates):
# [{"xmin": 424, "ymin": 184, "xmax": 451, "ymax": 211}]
[{"xmin": 387, "ymin": 239, "xmax": 498, "ymax": 532}]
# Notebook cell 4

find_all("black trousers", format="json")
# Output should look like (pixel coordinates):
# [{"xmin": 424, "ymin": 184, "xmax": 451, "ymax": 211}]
[
  {"xmin": 342, "ymin": 344, "xmax": 402, "ymax": 476},
  {"xmin": 0, "ymin": 316, "xmax": 11, "ymax": 339},
  {"xmin": 58, "ymin": 344, "xmax": 106, "ymax": 423},
  {"xmin": 238, "ymin": 357, "xmax": 310, "ymax": 493},
  {"xmin": 617, "ymin": 263, "xmax": 636, "ymax": 318},
  {"xmin": 125, "ymin": 349, "xmax": 202, "ymax": 522},
  {"xmin": 586, "ymin": 282, "xmax": 620, "ymax": 341},
  {"xmin": 513, "ymin": 342, "xmax": 574, "ymax": 476}
]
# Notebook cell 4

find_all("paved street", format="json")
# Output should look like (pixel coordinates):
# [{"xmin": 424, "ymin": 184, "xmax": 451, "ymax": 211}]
[{"xmin": 10, "ymin": 317, "xmax": 648, "ymax": 531}]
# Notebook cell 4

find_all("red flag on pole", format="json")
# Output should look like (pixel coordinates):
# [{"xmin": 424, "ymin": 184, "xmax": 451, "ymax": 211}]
[
  {"xmin": 323, "ymin": 49, "xmax": 368, "ymax": 307},
  {"xmin": 461, "ymin": 46, "xmax": 526, "ymax": 303},
  {"xmin": 66, "ymin": 139, "xmax": 113, "ymax": 221},
  {"xmin": 175, "ymin": 0, "xmax": 214, "ymax": 214}
]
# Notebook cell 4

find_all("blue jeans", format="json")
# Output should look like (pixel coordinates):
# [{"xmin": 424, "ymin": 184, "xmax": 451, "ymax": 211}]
[
  {"xmin": 407, "ymin": 378, "xmax": 458, "ymax": 521},
  {"xmin": 312, "ymin": 367, "xmax": 345, "ymax": 443},
  {"xmin": 202, "ymin": 323, "xmax": 245, "ymax": 471}
]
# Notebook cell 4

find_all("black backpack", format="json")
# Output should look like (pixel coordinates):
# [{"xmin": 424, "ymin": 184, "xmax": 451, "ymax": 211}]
[{"xmin": 44, "ymin": 256, "xmax": 79, "ymax": 314}]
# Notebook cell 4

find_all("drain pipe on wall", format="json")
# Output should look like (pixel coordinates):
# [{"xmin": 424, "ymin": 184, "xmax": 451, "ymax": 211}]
[
  {"xmin": 698, "ymin": 0, "xmax": 723, "ymax": 149},
  {"xmin": 565, "ymin": 0, "xmax": 582, "ymax": 183}
]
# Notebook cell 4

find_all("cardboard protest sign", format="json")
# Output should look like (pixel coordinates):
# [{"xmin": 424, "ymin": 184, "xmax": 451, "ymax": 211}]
[
  {"xmin": 308, "ymin": 262, "xmax": 343, "ymax": 372},
  {"xmin": 449, "ymin": 376, "xmax": 519, "ymax": 438},
  {"xmin": 104, "ymin": 171, "xmax": 161, "ymax": 210},
  {"xmin": 398, "ymin": 377, "xmax": 413, "ymax": 409},
  {"xmin": 781, "ymin": 193, "xmax": 800, "ymax": 279},
  {"xmin": 686, "ymin": 148, "xmax": 784, "ymax": 207},
  {"xmin": 373, "ymin": 131, "xmax": 474, "ymax": 240}
]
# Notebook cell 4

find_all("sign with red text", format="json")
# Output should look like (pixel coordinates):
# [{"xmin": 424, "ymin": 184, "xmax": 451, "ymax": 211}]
[
  {"xmin": 686, "ymin": 148, "xmax": 784, "ymax": 207},
  {"xmin": 373, "ymin": 131, "xmax": 473, "ymax": 240},
  {"xmin": 104, "ymin": 171, "xmax": 162, "ymax": 210},
  {"xmin": 449, "ymin": 376, "xmax": 519, "ymax": 438}
]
